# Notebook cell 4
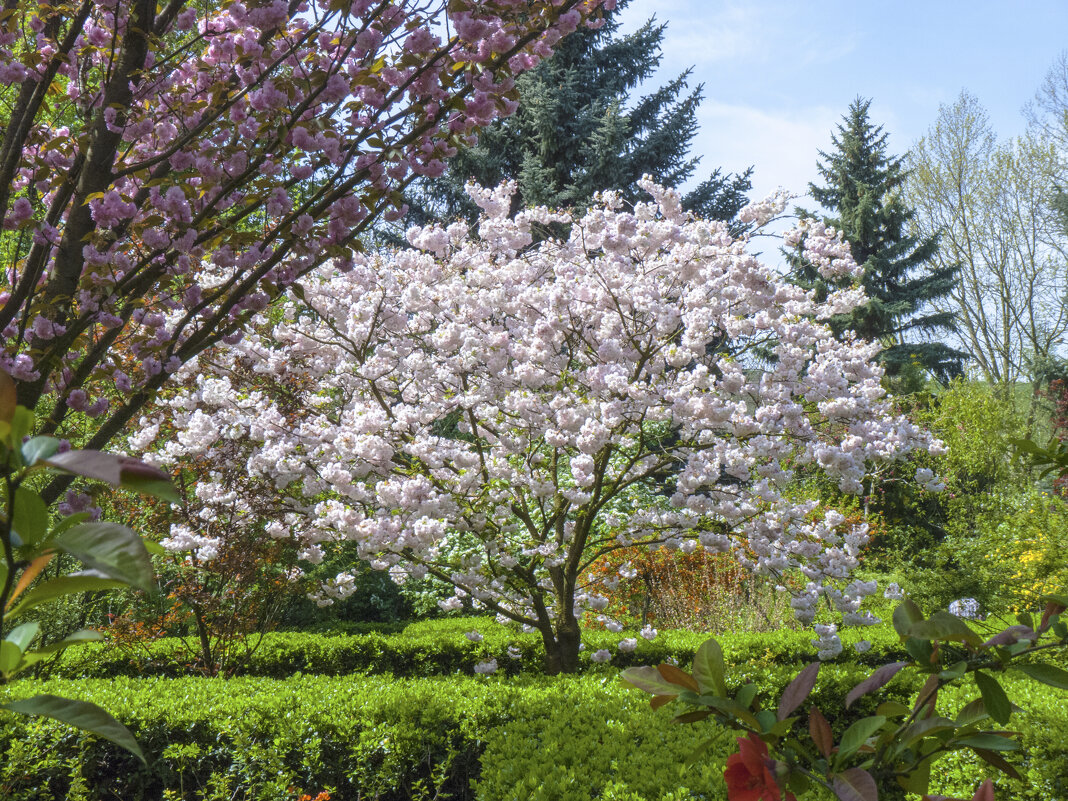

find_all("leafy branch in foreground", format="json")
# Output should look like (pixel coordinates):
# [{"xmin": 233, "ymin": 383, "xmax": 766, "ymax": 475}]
[
  {"xmin": 624, "ymin": 595, "xmax": 1068, "ymax": 800},
  {"xmin": 0, "ymin": 370, "xmax": 179, "ymax": 763}
]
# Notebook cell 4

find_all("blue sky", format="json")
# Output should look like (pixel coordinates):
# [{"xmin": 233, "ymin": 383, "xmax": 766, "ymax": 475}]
[{"xmin": 617, "ymin": 0, "xmax": 1068, "ymax": 203}]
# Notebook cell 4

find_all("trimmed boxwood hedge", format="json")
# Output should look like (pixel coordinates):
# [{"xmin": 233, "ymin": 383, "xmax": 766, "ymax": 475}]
[
  {"xmin": 0, "ymin": 664, "xmax": 888, "ymax": 801},
  {"xmin": 1, "ymin": 668, "xmax": 1066, "ymax": 800},
  {"xmin": 44, "ymin": 617, "xmax": 906, "ymax": 679}
]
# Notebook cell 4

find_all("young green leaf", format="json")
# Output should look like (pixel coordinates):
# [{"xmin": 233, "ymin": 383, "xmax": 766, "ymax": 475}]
[
  {"xmin": 893, "ymin": 599, "xmax": 924, "ymax": 638},
  {"xmin": 6, "ymin": 573, "xmax": 126, "ymax": 618},
  {"xmin": 0, "ymin": 694, "xmax": 146, "ymax": 764},
  {"xmin": 973, "ymin": 671, "xmax": 1011, "ymax": 725},
  {"xmin": 1015, "ymin": 663, "xmax": 1068, "ymax": 690},
  {"xmin": 955, "ymin": 733, "xmax": 1021, "ymax": 751},
  {"xmin": 907, "ymin": 612, "xmax": 981, "ymax": 647},
  {"xmin": 20, "ymin": 436, "xmax": 60, "ymax": 466},
  {"xmin": 692, "ymin": 638, "xmax": 726, "ymax": 696},
  {"xmin": 836, "ymin": 716, "xmax": 887, "ymax": 763},
  {"xmin": 52, "ymin": 523, "xmax": 154, "ymax": 591},
  {"xmin": 621, "ymin": 666, "xmax": 683, "ymax": 697},
  {"xmin": 11, "ymin": 487, "xmax": 48, "ymax": 547},
  {"xmin": 4, "ymin": 622, "xmax": 39, "ymax": 652}
]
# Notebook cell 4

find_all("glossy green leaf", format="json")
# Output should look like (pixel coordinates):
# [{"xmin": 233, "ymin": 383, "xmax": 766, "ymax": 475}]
[
  {"xmin": 837, "ymin": 715, "xmax": 887, "ymax": 763},
  {"xmin": 21, "ymin": 436, "xmax": 60, "ymax": 466},
  {"xmin": 692, "ymin": 638, "xmax": 726, "ymax": 696},
  {"xmin": 52, "ymin": 523, "xmax": 154, "ymax": 591},
  {"xmin": 0, "ymin": 641, "xmax": 22, "ymax": 674},
  {"xmin": 10, "ymin": 407, "xmax": 34, "ymax": 452},
  {"xmin": 974, "ymin": 671, "xmax": 1011, "ymax": 725},
  {"xmin": 7, "ymin": 573, "xmax": 126, "ymax": 618},
  {"xmin": 11, "ymin": 486, "xmax": 48, "ymax": 547},
  {"xmin": 876, "ymin": 701, "xmax": 910, "ymax": 719},
  {"xmin": 1015, "ymin": 663, "xmax": 1068, "ymax": 690},
  {"xmin": 907, "ymin": 612, "xmax": 981, "ymax": 646},
  {"xmin": 5, "ymin": 622, "xmax": 39, "ymax": 652},
  {"xmin": 755, "ymin": 709, "xmax": 777, "ymax": 732},
  {"xmin": 956, "ymin": 733, "xmax": 1020, "ymax": 751},
  {"xmin": 19, "ymin": 630, "xmax": 104, "ymax": 669},
  {"xmin": 904, "ymin": 637, "xmax": 934, "ymax": 664},
  {"xmin": 735, "ymin": 683, "xmax": 758, "ymax": 710},
  {"xmin": 900, "ymin": 716, "xmax": 956, "ymax": 746},
  {"xmin": 893, "ymin": 599, "xmax": 924, "ymax": 638},
  {"xmin": 954, "ymin": 698, "xmax": 989, "ymax": 728},
  {"xmin": 1, "ymin": 694, "xmax": 145, "ymax": 763},
  {"xmin": 49, "ymin": 511, "xmax": 89, "ymax": 538},
  {"xmin": 621, "ymin": 666, "xmax": 683, "ymax": 697}
]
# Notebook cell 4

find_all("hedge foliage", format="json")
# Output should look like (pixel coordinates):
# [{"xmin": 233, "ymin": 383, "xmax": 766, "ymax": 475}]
[
  {"xmin": 44, "ymin": 617, "xmax": 906, "ymax": 679},
  {"xmin": 1, "ymin": 667, "xmax": 1066, "ymax": 800},
  {"xmin": 0, "ymin": 664, "xmax": 891, "ymax": 801}
]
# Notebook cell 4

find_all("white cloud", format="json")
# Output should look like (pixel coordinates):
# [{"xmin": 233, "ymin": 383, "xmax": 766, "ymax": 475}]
[{"xmin": 689, "ymin": 99, "xmax": 839, "ymax": 204}]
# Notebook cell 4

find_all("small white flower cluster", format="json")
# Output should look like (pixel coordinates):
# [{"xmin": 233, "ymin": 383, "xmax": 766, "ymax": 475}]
[
  {"xmin": 618, "ymin": 638, "xmax": 637, "ymax": 653},
  {"xmin": 914, "ymin": 467, "xmax": 946, "ymax": 493},
  {"xmin": 464, "ymin": 630, "xmax": 483, "ymax": 643},
  {"xmin": 812, "ymin": 623, "xmax": 843, "ymax": 661},
  {"xmin": 949, "ymin": 598, "xmax": 981, "ymax": 620},
  {"xmin": 473, "ymin": 658, "xmax": 498, "ymax": 675},
  {"xmin": 308, "ymin": 571, "xmax": 357, "ymax": 608},
  {"xmin": 591, "ymin": 649, "xmax": 612, "ymax": 663},
  {"xmin": 160, "ymin": 524, "xmax": 221, "ymax": 563},
  {"xmin": 883, "ymin": 582, "xmax": 904, "ymax": 601},
  {"xmin": 640, "ymin": 625, "xmax": 657, "ymax": 640}
]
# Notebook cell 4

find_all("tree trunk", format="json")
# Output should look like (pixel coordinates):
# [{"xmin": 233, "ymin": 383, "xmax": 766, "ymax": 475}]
[{"xmin": 539, "ymin": 616, "xmax": 582, "ymax": 675}]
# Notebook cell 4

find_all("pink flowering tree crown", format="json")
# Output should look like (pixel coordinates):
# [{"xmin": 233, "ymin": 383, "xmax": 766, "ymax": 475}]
[
  {"xmin": 0, "ymin": 0, "xmax": 606, "ymax": 502},
  {"xmin": 134, "ymin": 180, "xmax": 944, "ymax": 673}
]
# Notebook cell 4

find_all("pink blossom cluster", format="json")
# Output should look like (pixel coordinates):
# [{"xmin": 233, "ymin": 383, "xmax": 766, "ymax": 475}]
[
  {"xmin": 0, "ymin": 0, "xmax": 602, "ymax": 442},
  {"xmin": 131, "ymin": 181, "xmax": 944, "ymax": 654}
]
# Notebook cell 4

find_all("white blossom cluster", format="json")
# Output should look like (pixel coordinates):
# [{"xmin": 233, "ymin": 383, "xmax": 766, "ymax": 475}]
[{"xmin": 129, "ymin": 180, "xmax": 945, "ymax": 657}]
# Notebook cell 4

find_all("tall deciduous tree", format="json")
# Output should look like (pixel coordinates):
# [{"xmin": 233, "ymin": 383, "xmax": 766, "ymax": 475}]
[
  {"xmin": 0, "ymin": 0, "xmax": 601, "ymax": 502},
  {"xmin": 907, "ymin": 92, "xmax": 1068, "ymax": 425},
  {"xmin": 798, "ymin": 98, "xmax": 966, "ymax": 385},
  {"xmin": 405, "ymin": 1, "xmax": 751, "ymax": 226}
]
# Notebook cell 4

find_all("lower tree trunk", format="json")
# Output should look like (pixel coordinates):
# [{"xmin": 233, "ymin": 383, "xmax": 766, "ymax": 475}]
[{"xmin": 539, "ymin": 616, "xmax": 582, "ymax": 675}]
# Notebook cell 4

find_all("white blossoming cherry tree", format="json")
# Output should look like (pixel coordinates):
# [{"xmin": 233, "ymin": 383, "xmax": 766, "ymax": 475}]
[{"xmin": 135, "ymin": 180, "xmax": 943, "ymax": 674}]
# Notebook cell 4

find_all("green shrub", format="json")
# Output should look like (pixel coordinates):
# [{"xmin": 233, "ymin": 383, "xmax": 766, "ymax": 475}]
[
  {"xmin": 0, "ymin": 675, "xmax": 722, "ymax": 800},
  {"xmin": 44, "ymin": 618, "xmax": 906, "ymax": 679},
  {"xmin": 2, "ymin": 664, "xmax": 1064, "ymax": 801},
  {"xmin": 928, "ymin": 676, "xmax": 1068, "ymax": 801}
]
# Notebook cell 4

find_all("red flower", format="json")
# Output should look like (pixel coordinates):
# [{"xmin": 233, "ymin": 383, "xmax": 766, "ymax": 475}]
[{"xmin": 724, "ymin": 734, "xmax": 796, "ymax": 801}]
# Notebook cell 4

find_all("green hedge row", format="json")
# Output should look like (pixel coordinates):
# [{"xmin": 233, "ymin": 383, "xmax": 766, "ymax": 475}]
[
  {"xmin": 0, "ymin": 664, "xmax": 888, "ymax": 801},
  {"xmin": 45, "ymin": 617, "xmax": 906, "ymax": 679},
  {"xmin": 2, "ymin": 668, "xmax": 1065, "ymax": 800}
]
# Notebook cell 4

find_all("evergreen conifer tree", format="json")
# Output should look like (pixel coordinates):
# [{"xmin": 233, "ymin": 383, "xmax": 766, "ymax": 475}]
[
  {"xmin": 406, "ymin": 1, "xmax": 751, "ymax": 227},
  {"xmin": 797, "ymin": 98, "xmax": 967, "ymax": 384}
]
